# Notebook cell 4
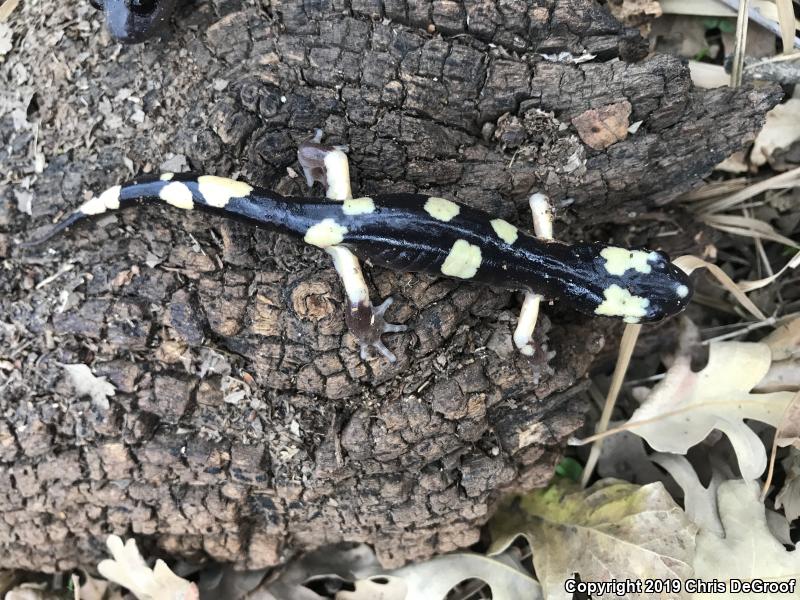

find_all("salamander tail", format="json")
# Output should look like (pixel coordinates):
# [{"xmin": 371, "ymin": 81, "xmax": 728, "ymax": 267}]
[
  {"xmin": 20, "ymin": 211, "xmax": 87, "ymax": 248},
  {"xmin": 20, "ymin": 184, "xmax": 124, "ymax": 248},
  {"xmin": 21, "ymin": 174, "xmax": 286, "ymax": 249}
]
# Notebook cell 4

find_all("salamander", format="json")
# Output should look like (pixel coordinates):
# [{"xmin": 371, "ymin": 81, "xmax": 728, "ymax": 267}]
[
  {"xmin": 90, "ymin": 0, "xmax": 179, "ymax": 43},
  {"xmin": 23, "ymin": 139, "xmax": 693, "ymax": 362}
]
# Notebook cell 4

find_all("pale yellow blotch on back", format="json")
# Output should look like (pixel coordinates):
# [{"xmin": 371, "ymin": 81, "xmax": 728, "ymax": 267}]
[
  {"xmin": 600, "ymin": 246, "xmax": 654, "ymax": 276},
  {"xmin": 79, "ymin": 185, "xmax": 122, "ymax": 215},
  {"xmin": 424, "ymin": 197, "xmax": 460, "ymax": 222},
  {"xmin": 197, "ymin": 175, "xmax": 254, "ymax": 208},
  {"xmin": 342, "ymin": 197, "xmax": 375, "ymax": 216},
  {"xmin": 304, "ymin": 218, "xmax": 348, "ymax": 248},
  {"xmin": 441, "ymin": 239, "xmax": 482, "ymax": 279},
  {"xmin": 490, "ymin": 218, "xmax": 518, "ymax": 245},
  {"xmin": 159, "ymin": 181, "xmax": 195, "ymax": 210},
  {"xmin": 160, "ymin": 172, "xmax": 174, "ymax": 181},
  {"xmin": 594, "ymin": 284, "xmax": 649, "ymax": 322}
]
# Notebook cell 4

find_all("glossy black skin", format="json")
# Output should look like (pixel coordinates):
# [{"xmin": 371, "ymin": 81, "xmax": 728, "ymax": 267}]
[
  {"xmin": 28, "ymin": 174, "xmax": 693, "ymax": 323},
  {"xmin": 91, "ymin": 0, "xmax": 179, "ymax": 43}
]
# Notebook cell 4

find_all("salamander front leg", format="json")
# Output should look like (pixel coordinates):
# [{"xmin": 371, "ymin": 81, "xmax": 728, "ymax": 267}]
[
  {"xmin": 297, "ymin": 129, "xmax": 352, "ymax": 200},
  {"xmin": 327, "ymin": 246, "xmax": 408, "ymax": 363},
  {"xmin": 514, "ymin": 193, "xmax": 554, "ymax": 356}
]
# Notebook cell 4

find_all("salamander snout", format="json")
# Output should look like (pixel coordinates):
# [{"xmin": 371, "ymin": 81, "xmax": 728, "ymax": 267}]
[{"xmin": 588, "ymin": 245, "xmax": 693, "ymax": 324}]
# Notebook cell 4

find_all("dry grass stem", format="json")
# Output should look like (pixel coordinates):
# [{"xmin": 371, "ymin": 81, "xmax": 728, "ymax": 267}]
[{"xmin": 580, "ymin": 324, "xmax": 642, "ymax": 487}]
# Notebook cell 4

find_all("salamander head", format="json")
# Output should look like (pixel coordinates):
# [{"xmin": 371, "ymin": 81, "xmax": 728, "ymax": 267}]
[{"xmin": 569, "ymin": 245, "xmax": 693, "ymax": 324}]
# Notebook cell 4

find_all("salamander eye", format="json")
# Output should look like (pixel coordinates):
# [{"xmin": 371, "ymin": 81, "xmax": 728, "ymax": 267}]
[
  {"xmin": 90, "ymin": 0, "xmax": 105, "ymax": 9},
  {"xmin": 127, "ymin": 0, "xmax": 158, "ymax": 14}
]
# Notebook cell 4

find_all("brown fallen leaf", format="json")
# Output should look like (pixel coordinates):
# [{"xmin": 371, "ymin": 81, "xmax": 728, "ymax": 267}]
[
  {"xmin": 576, "ymin": 342, "xmax": 795, "ymax": 480},
  {"xmin": 571, "ymin": 101, "xmax": 632, "ymax": 150}
]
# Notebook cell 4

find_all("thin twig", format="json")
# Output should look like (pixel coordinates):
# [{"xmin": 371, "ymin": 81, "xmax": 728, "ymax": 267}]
[
  {"xmin": 700, "ymin": 316, "xmax": 777, "ymax": 344},
  {"xmin": 35, "ymin": 263, "xmax": 74, "ymax": 290},
  {"xmin": 730, "ymin": 0, "xmax": 751, "ymax": 87},
  {"xmin": 745, "ymin": 53, "xmax": 800, "ymax": 69}
]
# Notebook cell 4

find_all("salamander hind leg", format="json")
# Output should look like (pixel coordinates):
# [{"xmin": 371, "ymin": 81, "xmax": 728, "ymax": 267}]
[{"xmin": 326, "ymin": 245, "xmax": 408, "ymax": 363}]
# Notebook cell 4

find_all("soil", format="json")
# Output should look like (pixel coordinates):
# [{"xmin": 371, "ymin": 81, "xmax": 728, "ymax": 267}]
[{"xmin": 0, "ymin": 0, "xmax": 780, "ymax": 572}]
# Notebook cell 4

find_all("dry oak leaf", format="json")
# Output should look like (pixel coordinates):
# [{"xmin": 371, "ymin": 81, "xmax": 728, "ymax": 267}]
[
  {"xmin": 625, "ymin": 342, "xmax": 795, "ymax": 480},
  {"xmin": 98, "ymin": 535, "xmax": 199, "ymax": 600},
  {"xmin": 649, "ymin": 453, "xmax": 724, "ymax": 537},
  {"xmin": 488, "ymin": 477, "xmax": 696, "ymax": 600},
  {"xmin": 571, "ymin": 100, "xmax": 632, "ymax": 150},
  {"xmin": 597, "ymin": 424, "xmax": 674, "ymax": 487},
  {"xmin": 337, "ymin": 554, "xmax": 541, "ymax": 600},
  {"xmin": 694, "ymin": 480, "xmax": 800, "ymax": 598}
]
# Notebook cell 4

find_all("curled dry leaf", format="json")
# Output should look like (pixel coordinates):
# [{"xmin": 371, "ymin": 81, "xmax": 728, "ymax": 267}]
[
  {"xmin": 488, "ymin": 478, "xmax": 696, "ymax": 600},
  {"xmin": 737, "ymin": 250, "xmax": 800, "ymax": 294},
  {"xmin": 623, "ymin": 342, "xmax": 795, "ymax": 479},
  {"xmin": 673, "ymin": 255, "xmax": 766, "ymax": 321},
  {"xmin": 97, "ymin": 535, "xmax": 199, "ymax": 600},
  {"xmin": 751, "ymin": 98, "xmax": 800, "ymax": 170},
  {"xmin": 694, "ymin": 480, "xmax": 800, "ymax": 597}
]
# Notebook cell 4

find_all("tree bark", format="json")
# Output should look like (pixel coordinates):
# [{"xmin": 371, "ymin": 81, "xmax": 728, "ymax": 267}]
[{"xmin": 0, "ymin": 0, "xmax": 779, "ymax": 571}]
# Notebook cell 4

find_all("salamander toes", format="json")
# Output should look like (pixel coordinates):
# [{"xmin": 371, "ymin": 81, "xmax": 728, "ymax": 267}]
[
  {"xmin": 353, "ymin": 297, "xmax": 408, "ymax": 363},
  {"xmin": 366, "ymin": 339, "xmax": 398, "ymax": 363}
]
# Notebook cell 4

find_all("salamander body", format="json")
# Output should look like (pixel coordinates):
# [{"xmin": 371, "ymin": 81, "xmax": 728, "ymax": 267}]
[
  {"xmin": 91, "ymin": 0, "xmax": 179, "ymax": 43},
  {"xmin": 27, "ymin": 173, "xmax": 692, "ymax": 328}
]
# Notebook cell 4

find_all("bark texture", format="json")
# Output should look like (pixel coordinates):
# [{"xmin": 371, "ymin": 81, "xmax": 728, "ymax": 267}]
[{"xmin": 0, "ymin": 0, "xmax": 780, "ymax": 571}]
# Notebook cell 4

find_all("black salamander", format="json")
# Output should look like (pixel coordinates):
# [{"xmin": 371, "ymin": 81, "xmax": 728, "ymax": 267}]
[
  {"xmin": 90, "ymin": 0, "xmax": 179, "ymax": 43},
  {"xmin": 24, "ymin": 146, "xmax": 693, "ymax": 362}
]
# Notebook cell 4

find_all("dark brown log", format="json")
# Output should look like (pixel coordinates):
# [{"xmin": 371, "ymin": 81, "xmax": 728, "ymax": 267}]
[{"xmin": 0, "ymin": 0, "xmax": 779, "ymax": 571}]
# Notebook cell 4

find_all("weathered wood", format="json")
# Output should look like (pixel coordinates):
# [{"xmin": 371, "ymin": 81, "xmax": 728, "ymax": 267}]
[{"xmin": 0, "ymin": 0, "xmax": 779, "ymax": 571}]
